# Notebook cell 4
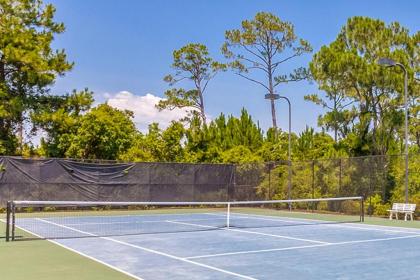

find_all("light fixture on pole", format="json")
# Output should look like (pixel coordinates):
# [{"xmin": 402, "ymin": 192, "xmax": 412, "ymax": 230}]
[
  {"xmin": 378, "ymin": 58, "xmax": 409, "ymax": 203},
  {"xmin": 265, "ymin": 93, "xmax": 292, "ymax": 205}
]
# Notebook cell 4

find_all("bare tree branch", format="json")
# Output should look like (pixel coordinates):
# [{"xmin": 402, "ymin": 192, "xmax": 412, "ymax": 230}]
[
  {"xmin": 272, "ymin": 53, "xmax": 300, "ymax": 69},
  {"xmin": 236, "ymin": 73, "xmax": 270, "ymax": 91},
  {"xmin": 202, "ymin": 79, "xmax": 210, "ymax": 93},
  {"xmin": 240, "ymin": 56, "xmax": 264, "ymax": 68},
  {"xmin": 247, "ymin": 65, "xmax": 269, "ymax": 74},
  {"xmin": 274, "ymin": 76, "xmax": 306, "ymax": 87},
  {"xmin": 241, "ymin": 43, "xmax": 268, "ymax": 65}
]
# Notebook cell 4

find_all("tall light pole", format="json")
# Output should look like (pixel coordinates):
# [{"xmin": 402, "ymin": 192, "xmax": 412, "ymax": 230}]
[
  {"xmin": 265, "ymin": 93, "xmax": 292, "ymax": 205},
  {"xmin": 378, "ymin": 58, "xmax": 409, "ymax": 203}
]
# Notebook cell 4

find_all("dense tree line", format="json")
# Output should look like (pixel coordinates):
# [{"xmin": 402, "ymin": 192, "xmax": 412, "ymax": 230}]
[{"xmin": 0, "ymin": 1, "xmax": 418, "ymax": 212}]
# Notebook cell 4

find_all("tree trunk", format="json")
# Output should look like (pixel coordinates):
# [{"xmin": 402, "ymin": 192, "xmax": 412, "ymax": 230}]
[
  {"xmin": 18, "ymin": 121, "xmax": 23, "ymax": 154},
  {"xmin": 267, "ymin": 56, "xmax": 277, "ymax": 130},
  {"xmin": 0, "ymin": 61, "xmax": 5, "ymax": 82},
  {"xmin": 198, "ymin": 89, "xmax": 206, "ymax": 125},
  {"xmin": 270, "ymin": 97, "xmax": 277, "ymax": 129},
  {"xmin": 200, "ymin": 107, "xmax": 206, "ymax": 125},
  {"xmin": 333, "ymin": 98, "xmax": 338, "ymax": 142}
]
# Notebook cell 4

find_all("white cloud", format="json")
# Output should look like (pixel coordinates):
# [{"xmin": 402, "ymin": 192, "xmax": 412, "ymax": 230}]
[{"xmin": 102, "ymin": 91, "xmax": 190, "ymax": 132}]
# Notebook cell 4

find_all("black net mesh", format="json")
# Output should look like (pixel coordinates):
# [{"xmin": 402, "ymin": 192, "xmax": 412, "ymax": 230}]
[
  {"xmin": 0, "ymin": 154, "xmax": 419, "ymax": 217},
  {"xmin": 0, "ymin": 157, "xmax": 234, "ymax": 206}
]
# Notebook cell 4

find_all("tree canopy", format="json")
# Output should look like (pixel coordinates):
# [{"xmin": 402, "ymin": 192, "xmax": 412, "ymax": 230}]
[
  {"xmin": 309, "ymin": 16, "xmax": 419, "ymax": 155},
  {"xmin": 157, "ymin": 43, "xmax": 226, "ymax": 124},
  {"xmin": 0, "ymin": 0, "xmax": 73, "ymax": 154},
  {"xmin": 65, "ymin": 103, "xmax": 136, "ymax": 160},
  {"xmin": 222, "ymin": 12, "xmax": 312, "ymax": 129}
]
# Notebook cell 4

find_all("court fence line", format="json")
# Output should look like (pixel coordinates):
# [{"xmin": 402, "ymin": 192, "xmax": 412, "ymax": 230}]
[{"xmin": 1, "ymin": 154, "xmax": 418, "ymax": 216}]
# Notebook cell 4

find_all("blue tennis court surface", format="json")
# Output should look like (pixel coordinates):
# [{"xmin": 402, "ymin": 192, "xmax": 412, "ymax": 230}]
[{"xmin": 15, "ymin": 212, "xmax": 420, "ymax": 279}]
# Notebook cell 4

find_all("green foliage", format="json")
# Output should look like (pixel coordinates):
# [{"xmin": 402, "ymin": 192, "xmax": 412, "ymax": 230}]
[
  {"xmin": 157, "ymin": 43, "xmax": 226, "ymax": 124},
  {"xmin": 0, "ymin": 0, "xmax": 73, "ymax": 155},
  {"xmin": 309, "ymin": 16, "xmax": 419, "ymax": 155},
  {"xmin": 367, "ymin": 194, "xmax": 391, "ymax": 216},
  {"xmin": 118, "ymin": 131, "xmax": 156, "ymax": 162},
  {"xmin": 389, "ymin": 153, "xmax": 420, "ymax": 204},
  {"xmin": 66, "ymin": 104, "xmax": 136, "ymax": 160},
  {"xmin": 119, "ymin": 122, "xmax": 186, "ymax": 162},
  {"xmin": 220, "ymin": 145, "xmax": 262, "ymax": 164},
  {"xmin": 32, "ymin": 89, "xmax": 94, "ymax": 157},
  {"xmin": 185, "ymin": 109, "xmax": 264, "ymax": 163},
  {"xmin": 294, "ymin": 127, "xmax": 344, "ymax": 160},
  {"xmin": 208, "ymin": 109, "xmax": 263, "ymax": 151},
  {"xmin": 304, "ymin": 93, "xmax": 356, "ymax": 142},
  {"xmin": 410, "ymin": 84, "xmax": 420, "ymax": 149}
]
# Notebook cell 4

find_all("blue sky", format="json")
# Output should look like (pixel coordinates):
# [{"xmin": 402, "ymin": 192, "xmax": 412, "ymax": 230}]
[{"xmin": 47, "ymin": 0, "xmax": 419, "ymax": 134}]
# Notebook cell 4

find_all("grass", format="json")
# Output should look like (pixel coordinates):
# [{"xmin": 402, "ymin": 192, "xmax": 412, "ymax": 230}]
[
  {"xmin": 362, "ymin": 216, "xmax": 420, "ymax": 229},
  {"xmin": 0, "ymin": 221, "xmax": 133, "ymax": 280},
  {"xmin": 0, "ymin": 207, "xmax": 419, "ymax": 280}
]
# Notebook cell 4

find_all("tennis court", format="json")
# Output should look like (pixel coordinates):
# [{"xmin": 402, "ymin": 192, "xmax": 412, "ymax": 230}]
[{"xmin": 5, "ymin": 198, "xmax": 420, "ymax": 280}]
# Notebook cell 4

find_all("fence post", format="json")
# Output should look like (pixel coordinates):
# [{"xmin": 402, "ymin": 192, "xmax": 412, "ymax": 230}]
[
  {"xmin": 268, "ymin": 163, "xmax": 272, "ymax": 200},
  {"xmin": 360, "ymin": 197, "xmax": 365, "ymax": 222},
  {"xmin": 226, "ymin": 202, "xmax": 231, "ymax": 228},
  {"xmin": 288, "ymin": 160, "xmax": 292, "ymax": 211},
  {"xmin": 229, "ymin": 164, "xmax": 236, "ymax": 201},
  {"xmin": 11, "ymin": 202, "xmax": 16, "ymax": 241},
  {"xmin": 339, "ymin": 158, "xmax": 342, "ymax": 196},
  {"xmin": 311, "ymin": 160, "xmax": 315, "ymax": 212},
  {"xmin": 6, "ymin": 201, "xmax": 11, "ymax": 242}
]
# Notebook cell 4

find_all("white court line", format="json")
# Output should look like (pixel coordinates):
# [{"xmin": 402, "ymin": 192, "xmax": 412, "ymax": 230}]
[
  {"xmin": 220, "ymin": 212, "xmax": 420, "ymax": 235},
  {"xmin": 234, "ymin": 212, "xmax": 420, "ymax": 234},
  {"xmin": 166, "ymin": 220, "xmax": 218, "ymax": 229},
  {"xmin": 336, "ymin": 222, "xmax": 420, "ymax": 233},
  {"xmin": 167, "ymin": 220, "xmax": 329, "ymax": 244},
  {"xmin": 186, "ymin": 234, "xmax": 420, "ymax": 260},
  {"xmin": 36, "ymin": 218, "xmax": 257, "ymax": 280},
  {"xmin": 12, "ymin": 223, "xmax": 143, "ymax": 280},
  {"xmin": 229, "ymin": 228, "xmax": 329, "ymax": 244},
  {"xmin": 186, "ymin": 243, "xmax": 330, "ymax": 259}
]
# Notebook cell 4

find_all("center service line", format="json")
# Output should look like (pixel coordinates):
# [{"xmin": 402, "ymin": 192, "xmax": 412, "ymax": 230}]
[{"xmin": 36, "ymin": 218, "xmax": 258, "ymax": 280}]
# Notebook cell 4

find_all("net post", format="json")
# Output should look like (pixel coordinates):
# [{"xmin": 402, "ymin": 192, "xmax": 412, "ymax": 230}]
[
  {"xmin": 226, "ymin": 202, "xmax": 230, "ymax": 228},
  {"xmin": 360, "ymin": 197, "xmax": 365, "ymax": 222},
  {"xmin": 6, "ymin": 201, "xmax": 11, "ymax": 242},
  {"xmin": 11, "ymin": 202, "xmax": 16, "ymax": 241}
]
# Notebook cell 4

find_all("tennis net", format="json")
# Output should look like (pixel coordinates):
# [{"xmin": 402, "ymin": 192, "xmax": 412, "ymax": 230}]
[{"xmin": 5, "ymin": 196, "xmax": 364, "ymax": 241}]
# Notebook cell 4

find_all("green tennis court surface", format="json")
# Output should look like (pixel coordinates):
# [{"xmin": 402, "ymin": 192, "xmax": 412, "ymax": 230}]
[{"xmin": 0, "ymin": 221, "xmax": 132, "ymax": 280}]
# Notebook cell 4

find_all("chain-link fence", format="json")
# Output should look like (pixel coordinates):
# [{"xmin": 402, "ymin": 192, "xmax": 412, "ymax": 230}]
[
  {"xmin": 1, "ymin": 154, "xmax": 419, "ymax": 216},
  {"xmin": 235, "ymin": 154, "xmax": 419, "ymax": 216}
]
